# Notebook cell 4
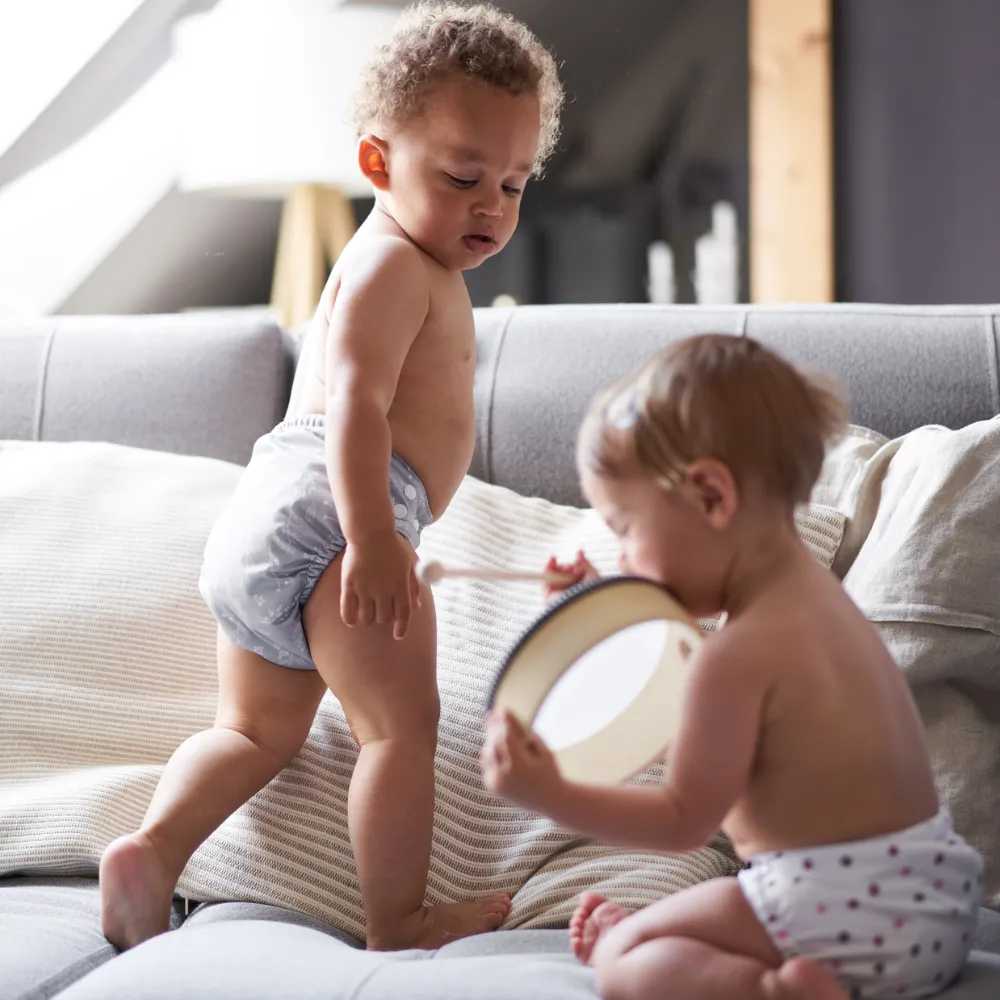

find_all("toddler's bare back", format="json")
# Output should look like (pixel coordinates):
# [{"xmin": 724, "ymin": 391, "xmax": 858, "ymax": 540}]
[{"xmin": 287, "ymin": 216, "xmax": 477, "ymax": 520}]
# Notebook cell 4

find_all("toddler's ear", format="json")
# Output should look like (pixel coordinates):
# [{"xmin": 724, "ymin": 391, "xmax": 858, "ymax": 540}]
[
  {"xmin": 685, "ymin": 458, "xmax": 738, "ymax": 530},
  {"xmin": 358, "ymin": 135, "xmax": 389, "ymax": 189}
]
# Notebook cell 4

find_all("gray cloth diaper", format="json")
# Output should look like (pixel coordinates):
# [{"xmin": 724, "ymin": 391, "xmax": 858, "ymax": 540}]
[{"xmin": 199, "ymin": 414, "xmax": 432, "ymax": 670}]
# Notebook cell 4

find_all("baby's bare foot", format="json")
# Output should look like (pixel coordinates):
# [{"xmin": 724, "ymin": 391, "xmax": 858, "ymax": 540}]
[
  {"xmin": 366, "ymin": 893, "xmax": 511, "ymax": 951},
  {"xmin": 569, "ymin": 891, "xmax": 628, "ymax": 965},
  {"xmin": 99, "ymin": 833, "xmax": 175, "ymax": 950},
  {"xmin": 761, "ymin": 957, "xmax": 852, "ymax": 1000}
]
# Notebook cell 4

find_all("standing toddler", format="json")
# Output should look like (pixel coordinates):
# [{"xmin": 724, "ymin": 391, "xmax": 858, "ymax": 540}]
[{"xmin": 101, "ymin": 1, "xmax": 563, "ymax": 952}]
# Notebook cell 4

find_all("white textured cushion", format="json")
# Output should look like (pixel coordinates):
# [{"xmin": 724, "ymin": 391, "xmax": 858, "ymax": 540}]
[
  {"xmin": 0, "ymin": 441, "xmax": 844, "ymax": 938},
  {"xmin": 837, "ymin": 417, "xmax": 1000, "ymax": 908}
]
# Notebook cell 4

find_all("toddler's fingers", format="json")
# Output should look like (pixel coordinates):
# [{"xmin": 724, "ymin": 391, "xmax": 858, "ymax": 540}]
[
  {"xmin": 392, "ymin": 593, "xmax": 411, "ymax": 641},
  {"xmin": 374, "ymin": 594, "xmax": 392, "ymax": 627},
  {"xmin": 359, "ymin": 597, "xmax": 376, "ymax": 626},
  {"xmin": 341, "ymin": 588, "xmax": 359, "ymax": 627}
]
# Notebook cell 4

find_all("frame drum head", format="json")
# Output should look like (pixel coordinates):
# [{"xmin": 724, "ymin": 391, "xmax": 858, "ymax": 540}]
[{"xmin": 490, "ymin": 577, "xmax": 702, "ymax": 786}]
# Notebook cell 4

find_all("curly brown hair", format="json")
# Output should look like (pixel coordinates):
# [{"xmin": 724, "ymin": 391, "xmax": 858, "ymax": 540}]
[{"xmin": 349, "ymin": 2, "xmax": 564, "ymax": 176}]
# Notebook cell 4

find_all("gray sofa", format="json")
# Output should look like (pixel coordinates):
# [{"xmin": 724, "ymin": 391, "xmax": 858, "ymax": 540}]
[{"xmin": 2, "ymin": 304, "xmax": 1000, "ymax": 999}]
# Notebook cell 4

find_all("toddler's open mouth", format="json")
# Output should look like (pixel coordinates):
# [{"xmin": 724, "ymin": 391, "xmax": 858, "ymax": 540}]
[{"xmin": 463, "ymin": 233, "xmax": 497, "ymax": 254}]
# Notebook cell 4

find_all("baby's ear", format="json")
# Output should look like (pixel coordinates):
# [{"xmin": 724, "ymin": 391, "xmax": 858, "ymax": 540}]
[
  {"xmin": 358, "ymin": 135, "xmax": 389, "ymax": 189},
  {"xmin": 685, "ymin": 458, "xmax": 738, "ymax": 530}
]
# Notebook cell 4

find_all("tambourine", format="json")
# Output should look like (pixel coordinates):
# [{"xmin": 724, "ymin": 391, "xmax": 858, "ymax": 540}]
[{"xmin": 489, "ymin": 576, "xmax": 703, "ymax": 786}]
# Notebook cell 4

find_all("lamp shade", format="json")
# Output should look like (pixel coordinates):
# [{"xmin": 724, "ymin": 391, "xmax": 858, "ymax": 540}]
[{"xmin": 174, "ymin": 1, "xmax": 401, "ymax": 198}]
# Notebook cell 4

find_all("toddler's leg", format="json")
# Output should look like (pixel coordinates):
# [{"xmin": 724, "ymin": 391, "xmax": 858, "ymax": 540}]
[
  {"xmin": 573, "ymin": 878, "xmax": 849, "ymax": 1000},
  {"xmin": 303, "ymin": 552, "xmax": 510, "ymax": 950},
  {"xmin": 100, "ymin": 633, "xmax": 326, "ymax": 949}
]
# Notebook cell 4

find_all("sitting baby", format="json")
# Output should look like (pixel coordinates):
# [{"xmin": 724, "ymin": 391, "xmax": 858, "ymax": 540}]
[{"xmin": 483, "ymin": 334, "xmax": 982, "ymax": 1000}]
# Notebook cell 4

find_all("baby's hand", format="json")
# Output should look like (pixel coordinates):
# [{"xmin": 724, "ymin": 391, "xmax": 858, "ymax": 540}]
[
  {"xmin": 340, "ymin": 531, "xmax": 420, "ymax": 640},
  {"xmin": 543, "ymin": 550, "xmax": 599, "ymax": 602},
  {"xmin": 481, "ymin": 709, "xmax": 561, "ymax": 812}
]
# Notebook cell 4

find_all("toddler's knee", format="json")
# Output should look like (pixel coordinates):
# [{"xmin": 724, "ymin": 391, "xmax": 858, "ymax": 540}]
[
  {"xmin": 217, "ymin": 719, "xmax": 308, "ymax": 765},
  {"xmin": 353, "ymin": 714, "xmax": 438, "ymax": 755},
  {"xmin": 347, "ymin": 691, "xmax": 440, "ymax": 750}
]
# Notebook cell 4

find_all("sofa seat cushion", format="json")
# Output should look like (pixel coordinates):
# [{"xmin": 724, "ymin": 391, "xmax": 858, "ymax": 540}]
[
  {"xmin": 5, "ymin": 878, "xmax": 1000, "ymax": 1000},
  {"xmin": 0, "ymin": 876, "xmax": 183, "ymax": 1000},
  {"xmin": 48, "ymin": 913, "xmax": 1000, "ymax": 1000}
]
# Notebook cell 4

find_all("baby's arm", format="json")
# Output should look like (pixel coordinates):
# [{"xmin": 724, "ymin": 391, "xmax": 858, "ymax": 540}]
[
  {"xmin": 324, "ymin": 239, "xmax": 430, "ymax": 638},
  {"xmin": 542, "ymin": 551, "xmax": 599, "ymax": 602},
  {"xmin": 482, "ymin": 628, "xmax": 769, "ymax": 852}
]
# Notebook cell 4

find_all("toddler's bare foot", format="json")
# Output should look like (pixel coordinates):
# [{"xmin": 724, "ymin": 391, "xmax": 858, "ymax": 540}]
[
  {"xmin": 366, "ymin": 893, "xmax": 511, "ymax": 951},
  {"xmin": 99, "ymin": 833, "xmax": 175, "ymax": 950},
  {"xmin": 761, "ymin": 957, "xmax": 851, "ymax": 1000},
  {"xmin": 569, "ymin": 891, "xmax": 628, "ymax": 965}
]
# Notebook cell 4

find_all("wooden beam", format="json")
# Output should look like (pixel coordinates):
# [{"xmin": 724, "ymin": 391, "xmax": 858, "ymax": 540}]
[
  {"xmin": 270, "ymin": 183, "xmax": 356, "ymax": 333},
  {"xmin": 749, "ymin": 0, "xmax": 833, "ymax": 302}
]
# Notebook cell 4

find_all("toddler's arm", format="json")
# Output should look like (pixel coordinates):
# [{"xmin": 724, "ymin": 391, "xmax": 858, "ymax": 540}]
[
  {"xmin": 324, "ymin": 239, "xmax": 430, "ymax": 638},
  {"xmin": 482, "ymin": 626, "xmax": 769, "ymax": 852}
]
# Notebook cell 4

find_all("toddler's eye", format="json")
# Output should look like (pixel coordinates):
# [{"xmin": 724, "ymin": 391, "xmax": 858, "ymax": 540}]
[
  {"xmin": 447, "ymin": 174, "xmax": 476, "ymax": 188},
  {"xmin": 503, "ymin": 185, "xmax": 522, "ymax": 196}
]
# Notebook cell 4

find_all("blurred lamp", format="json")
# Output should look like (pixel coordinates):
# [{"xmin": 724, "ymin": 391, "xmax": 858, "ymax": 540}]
[{"xmin": 173, "ymin": 0, "xmax": 401, "ymax": 330}]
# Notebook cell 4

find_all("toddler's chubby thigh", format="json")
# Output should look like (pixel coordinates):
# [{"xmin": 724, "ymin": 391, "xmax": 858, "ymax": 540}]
[{"xmin": 301, "ymin": 550, "xmax": 440, "ymax": 747}]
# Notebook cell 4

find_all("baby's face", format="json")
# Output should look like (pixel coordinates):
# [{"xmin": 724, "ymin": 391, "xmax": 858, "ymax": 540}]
[
  {"xmin": 581, "ymin": 468, "xmax": 725, "ymax": 616},
  {"xmin": 381, "ymin": 77, "xmax": 541, "ymax": 270}
]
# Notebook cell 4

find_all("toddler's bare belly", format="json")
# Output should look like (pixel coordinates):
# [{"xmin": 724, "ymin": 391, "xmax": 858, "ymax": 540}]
[
  {"xmin": 287, "ymin": 405, "xmax": 472, "ymax": 522},
  {"xmin": 289, "ymin": 365, "xmax": 474, "ymax": 518},
  {"xmin": 387, "ymin": 410, "xmax": 475, "ymax": 518}
]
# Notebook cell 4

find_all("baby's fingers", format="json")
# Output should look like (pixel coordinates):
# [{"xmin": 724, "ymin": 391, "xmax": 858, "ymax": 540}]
[
  {"xmin": 488, "ymin": 728, "xmax": 511, "ymax": 771},
  {"xmin": 500, "ymin": 709, "xmax": 526, "ymax": 740},
  {"xmin": 543, "ymin": 556, "xmax": 575, "ymax": 600}
]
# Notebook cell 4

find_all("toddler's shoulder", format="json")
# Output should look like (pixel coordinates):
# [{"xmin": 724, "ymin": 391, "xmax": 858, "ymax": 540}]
[{"xmin": 340, "ymin": 232, "xmax": 430, "ymax": 289}]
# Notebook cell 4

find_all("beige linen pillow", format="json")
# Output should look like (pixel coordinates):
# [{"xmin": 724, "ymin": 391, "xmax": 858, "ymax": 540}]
[
  {"xmin": 810, "ymin": 423, "xmax": 891, "ymax": 578},
  {"xmin": 837, "ymin": 416, "xmax": 1000, "ymax": 907},
  {"xmin": 0, "ymin": 441, "xmax": 845, "ymax": 937}
]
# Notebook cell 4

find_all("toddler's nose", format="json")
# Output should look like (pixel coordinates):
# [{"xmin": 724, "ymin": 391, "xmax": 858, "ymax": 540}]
[{"xmin": 474, "ymin": 192, "xmax": 504, "ymax": 217}]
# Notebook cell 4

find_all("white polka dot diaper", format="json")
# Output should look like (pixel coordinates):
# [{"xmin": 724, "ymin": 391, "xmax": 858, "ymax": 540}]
[
  {"xmin": 199, "ymin": 414, "xmax": 431, "ymax": 670},
  {"xmin": 738, "ymin": 807, "xmax": 983, "ymax": 999}
]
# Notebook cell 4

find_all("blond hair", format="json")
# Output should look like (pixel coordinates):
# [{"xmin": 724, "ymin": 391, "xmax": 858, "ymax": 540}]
[
  {"xmin": 349, "ymin": 2, "xmax": 563, "ymax": 175},
  {"xmin": 578, "ymin": 334, "xmax": 848, "ymax": 507}
]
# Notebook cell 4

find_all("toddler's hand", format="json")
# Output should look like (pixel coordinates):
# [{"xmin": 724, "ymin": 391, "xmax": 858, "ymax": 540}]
[
  {"xmin": 481, "ymin": 709, "xmax": 561, "ymax": 812},
  {"xmin": 340, "ymin": 531, "xmax": 420, "ymax": 640},
  {"xmin": 543, "ymin": 550, "xmax": 599, "ymax": 602}
]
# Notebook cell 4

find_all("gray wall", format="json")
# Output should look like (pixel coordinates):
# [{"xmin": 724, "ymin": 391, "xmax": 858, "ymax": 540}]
[
  {"xmin": 59, "ymin": 191, "xmax": 281, "ymax": 315},
  {"xmin": 835, "ymin": 0, "xmax": 1000, "ymax": 304}
]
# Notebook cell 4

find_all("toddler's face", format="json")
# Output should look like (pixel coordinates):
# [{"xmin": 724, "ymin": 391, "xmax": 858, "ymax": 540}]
[{"xmin": 381, "ymin": 77, "xmax": 541, "ymax": 270}]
